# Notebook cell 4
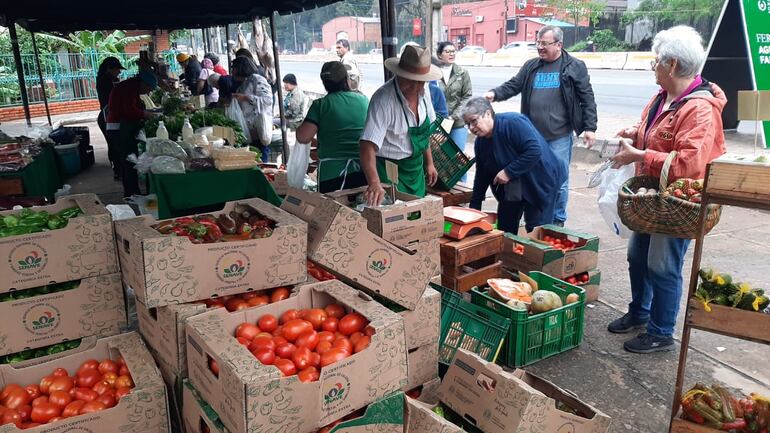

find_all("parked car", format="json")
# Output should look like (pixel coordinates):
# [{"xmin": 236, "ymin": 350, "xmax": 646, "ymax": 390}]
[
  {"xmin": 497, "ymin": 41, "xmax": 537, "ymax": 54},
  {"xmin": 307, "ymin": 47, "xmax": 330, "ymax": 55},
  {"xmin": 281, "ymin": 49, "xmax": 296, "ymax": 55},
  {"xmin": 459, "ymin": 45, "xmax": 487, "ymax": 54},
  {"xmin": 369, "ymin": 48, "xmax": 382, "ymax": 55}
]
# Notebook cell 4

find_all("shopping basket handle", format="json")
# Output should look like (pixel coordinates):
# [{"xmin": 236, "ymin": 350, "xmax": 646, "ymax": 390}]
[{"xmin": 659, "ymin": 151, "xmax": 677, "ymax": 191}]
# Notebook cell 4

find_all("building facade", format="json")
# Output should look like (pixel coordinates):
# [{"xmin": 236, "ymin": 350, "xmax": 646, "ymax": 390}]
[{"xmin": 322, "ymin": 16, "xmax": 382, "ymax": 51}]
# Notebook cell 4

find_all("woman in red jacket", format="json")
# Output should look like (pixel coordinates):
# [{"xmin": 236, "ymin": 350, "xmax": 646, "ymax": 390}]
[{"xmin": 607, "ymin": 25, "xmax": 727, "ymax": 353}]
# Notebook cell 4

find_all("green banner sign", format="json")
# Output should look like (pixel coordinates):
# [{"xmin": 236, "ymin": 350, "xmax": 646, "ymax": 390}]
[{"xmin": 742, "ymin": 0, "xmax": 770, "ymax": 147}]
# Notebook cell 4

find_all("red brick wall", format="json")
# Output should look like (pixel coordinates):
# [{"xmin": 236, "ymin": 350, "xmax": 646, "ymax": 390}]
[
  {"xmin": 123, "ymin": 30, "xmax": 171, "ymax": 53},
  {"xmin": 0, "ymin": 100, "xmax": 100, "ymax": 122}
]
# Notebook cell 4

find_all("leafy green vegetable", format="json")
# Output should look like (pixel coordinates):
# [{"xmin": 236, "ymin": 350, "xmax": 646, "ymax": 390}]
[{"xmin": 0, "ymin": 339, "xmax": 82, "ymax": 364}]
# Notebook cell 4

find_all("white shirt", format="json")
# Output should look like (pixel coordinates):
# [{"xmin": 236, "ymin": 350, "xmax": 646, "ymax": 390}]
[
  {"xmin": 360, "ymin": 78, "xmax": 436, "ymax": 161},
  {"xmin": 441, "ymin": 65, "xmax": 452, "ymax": 85},
  {"xmin": 198, "ymin": 68, "xmax": 219, "ymax": 105}
]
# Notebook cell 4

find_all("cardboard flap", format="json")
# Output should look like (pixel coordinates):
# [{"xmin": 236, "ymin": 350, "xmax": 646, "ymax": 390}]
[
  {"xmin": 512, "ymin": 370, "xmax": 605, "ymax": 421},
  {"xmin": 235, "ymin": 197, "xmax": 307, "ymax": 228},
  {"xmin": 70, "ymin": 193, "xmax": 109, "ymax": 215},
  {"xmin": 110, "ymin": 332, "xmax": 164, "ymax": 390}
]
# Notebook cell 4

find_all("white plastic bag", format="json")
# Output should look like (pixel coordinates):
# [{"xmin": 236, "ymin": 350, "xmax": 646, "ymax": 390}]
[
  {"xmin": 287, "ymin": 142, "xmax": 311, "ymax": 189},
  {"xmin": 125, "ymin": 194, "xmax": 159, "ymax": 219},
  {"xmin": 597, "ymin": 163, "xmax": 635, "ymax": 238},
  {"xmin": 150, "ymin": 156, "xmax": 186, "ymax": 174},
  {"xmin": 225, "ymin": 102, "xmax": 252, "ymax": 143},
  {"xmin": 105, "ymin": 204, "xmax": 137, "ymax": 221}
]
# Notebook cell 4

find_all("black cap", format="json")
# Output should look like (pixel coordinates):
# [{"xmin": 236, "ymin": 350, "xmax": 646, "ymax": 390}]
[
  {"xmin": 282, "ymin": 73, "xmax": 298, "ymax": 85},
  {"xmin": 102, "ymin": 56, "xmax": 125, "ymax": 70},
  {"xmin": 320, "ymin": 61, "xmax": 348, "ymax": 84}
]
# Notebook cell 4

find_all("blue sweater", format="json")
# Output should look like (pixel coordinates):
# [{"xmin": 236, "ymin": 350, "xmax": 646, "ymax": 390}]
[
  {"xmin": 470, "ymin": 112, "xmax": 567, "ymax": 210},
  {"xmin": 429, "ymin": 81, "xmax": 449, "ymax": 119}
]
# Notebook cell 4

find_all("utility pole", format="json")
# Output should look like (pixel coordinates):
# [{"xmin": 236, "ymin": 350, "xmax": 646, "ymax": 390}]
[{"xmin": 293, "ymin": 19, "xmax": 298, "ymax": 52}]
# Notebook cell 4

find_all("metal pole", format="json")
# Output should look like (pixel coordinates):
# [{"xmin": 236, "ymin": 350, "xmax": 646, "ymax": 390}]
[
  {"xmin": 8, "ymin": 21, "xmax": 32, "ymax": 126},
  {"xmin": 293, "ymin": 19, "xmax": 298, "ymax": 53},
  {"xmin": 379, "ymin": 0, "xmax": 395, "ymax": 80},
  {"xmin": 225, "ymin": 25, "xmax": 233, "ymax": 69},
  {"xmin": 31, "ymin": 32, "xmax": 52, "ymax": 126},
  {"xmin": 270, "ymin": 13, "xmax": 290, "ymax": 163}
]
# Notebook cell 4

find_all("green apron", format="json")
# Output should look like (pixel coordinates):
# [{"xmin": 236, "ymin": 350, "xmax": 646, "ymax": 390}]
[{"xmin": 376, "ymin": 80, "xmax": 434, "ymax": 197}]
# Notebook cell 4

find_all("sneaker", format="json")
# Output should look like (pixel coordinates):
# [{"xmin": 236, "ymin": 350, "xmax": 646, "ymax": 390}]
[
  {"xmin": 623, "ymin": 333, "xmax": 674, "ymax": 354},
  {"xmin": 607, "ymin": 313, "xmax": 648, "ymax": 334}
]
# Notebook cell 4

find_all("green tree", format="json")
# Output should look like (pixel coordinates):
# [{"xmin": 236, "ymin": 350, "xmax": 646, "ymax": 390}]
[
  {"xmin": 540, "ymin": 0, "xmax": 607, "ymax": 44},
  {"xmin": 621, "ymin": 0, "xmax": 722, "ymax": 39},
  {"xmin": 36, "ymin": 30, "xmax": 150, "ymax": 53}
]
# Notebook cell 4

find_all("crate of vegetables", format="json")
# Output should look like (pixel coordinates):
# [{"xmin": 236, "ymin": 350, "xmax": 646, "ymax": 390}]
[
  {"xmin": 500, "ymin": 225, "xmax": 599, "ymax": 279},
  {"xmin": 135, "ymin": 285, "xmax": 301, "ymax": 378},
  {"xmin": 0, "ymin": 332, "xmax": 169, "ymax": 432},
  {"xmin": 0, "ymin": 273, "xmax": 126, "ymax": 358},
  {"xmin": 114, "ymin": 197, "xmax": 307, "ymax": 308},
  {"xmin": 185, "ymin": 280, "xmax": 408, "ymax": 433},
  {"xmin": 0, "ymin": 194, "xmax": 119, "ymax": 292},
  {"xmin": 470, "ymin": 272, "xmax": 585, "ymax": 368}
]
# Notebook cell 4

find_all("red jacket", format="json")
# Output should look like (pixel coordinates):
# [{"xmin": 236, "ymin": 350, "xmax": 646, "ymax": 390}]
[
  {"xmin": 106, "ymin": 77, "xmax": 145, "ymax": 123},
  {"xmin": 631, "ymin": 80, "xmax": 727, "ymax": 181},
  {"xmin": 213, "ymin": 64, "xmax": 228, "ymax": 76}
]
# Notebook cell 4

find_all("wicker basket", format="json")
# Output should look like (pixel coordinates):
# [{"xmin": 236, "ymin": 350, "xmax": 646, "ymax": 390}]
[{"xmin": 617, "ymin": 152, "xmax": 722, "ymax": 239}]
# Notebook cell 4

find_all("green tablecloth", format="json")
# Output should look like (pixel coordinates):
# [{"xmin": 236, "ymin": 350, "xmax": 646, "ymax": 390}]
[
  {"xmin": 0, "ymin": 146, "xmax": 63, "ymax": 200},
  {"xmin": 148, "ymin": 168, "xmax": 281, "ymax": 219}
]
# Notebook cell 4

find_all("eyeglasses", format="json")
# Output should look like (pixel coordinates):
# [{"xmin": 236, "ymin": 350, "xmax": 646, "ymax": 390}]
[
  {"xmin": 535, "ymin": 40, "xmax": 559, "ymax": 47},
  {"xmin": 650, "ymin": 59, "xmax": 660, "ymax": 68},
  {"xmin": 442, "ymin": 50, "xmax": 457, "ymax": 55},
  {"xmin": 466, "ymin": 113, "xmax": 487, "ymax": 127}
]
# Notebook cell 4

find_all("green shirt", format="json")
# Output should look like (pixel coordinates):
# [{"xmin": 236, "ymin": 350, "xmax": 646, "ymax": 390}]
[{"xmin": 305, "ymin": 91, "xmax": 369, "ymax": 183}]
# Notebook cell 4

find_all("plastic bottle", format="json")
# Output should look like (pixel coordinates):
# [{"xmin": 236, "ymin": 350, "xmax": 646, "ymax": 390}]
[
  {"xmin": 182, "ymin": 117, "xmax": 194, "ymax": 143},
  {"xmin": 156, "ymin": 121, "xmax": 169, "ymax": 140}
]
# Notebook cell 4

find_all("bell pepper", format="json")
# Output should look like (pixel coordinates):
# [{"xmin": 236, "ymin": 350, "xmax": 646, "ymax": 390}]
[
  {"xmin": 217, "ymin": 213, "xmax": 237, "ymax": 234},
  {"xmin": 199, "ymin": 220, "xmax": 224, "ymax": 243},
  {"xmin": 186, "ymin": 222, "xmax": 208, "ymax": 239},
  {"xmin": 174, "ymin": 216, "xmax": 196, "ymax": 225},
  {"xmin": 57, "ymin": 207, "xmax": 82, "ymax": 220},
  {"xmin": 0, "ymin": 225, "xmax": 43, "ymax": 238},
  {"xmin": 2, "ymin": 214, "xmax": 19, "ymax": 227},
  {"xmin": 171, "ymin": 226, "xmax": 194, "ymax": 240},
  {"xmin": 46, "ymin": 215, "xmax": 65, "ymax": 230},
  {"xmin": 155, "ymin": 220, "xmax": 175, "ymax": 234},
  {"xmin": 18, "ymin": 212, "xmax": 49, "ymax": 228}
]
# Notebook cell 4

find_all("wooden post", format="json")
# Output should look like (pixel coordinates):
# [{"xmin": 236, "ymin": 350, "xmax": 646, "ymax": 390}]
[
  {"xmin": 31, "ymin": 32, "xmax": 52, "ymax": 126},
  {"xmin": 225, "ymin": 25, "xmax": 233, "ymax": 70},
  {"xmin": 270, "ymin": 13, "xmax": 289, "ymax": 163},
  {"xmin": 8, "ymin": 21, "xmax": 32, "ymax": 126}
]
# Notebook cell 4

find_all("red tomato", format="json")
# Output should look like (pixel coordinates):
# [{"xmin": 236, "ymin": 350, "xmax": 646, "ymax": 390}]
[
  {"xmin": 279, "ymin": 309, "xmax": 301, "ymax": 325},
  {"xmin": 73, "ymin": 388, "xmax": 98, "ymax": 402},
  {"xmin": 208, "ymin": 300, "xmax": 226, "ymax": 309},
  {"xmin": 225, "ymin": 298, "xmax": 249, "ymax": 312},
  {"xmin": 77, "ymin": 370, "xmax": 103, "ymax": 388},
  {"xmin": 31, "ymin": 396, "xmax": 48, "ymax": 408},
  {"xmin": 98, "ymin": 360, "xmax": 119, "ymax": 375},
  {"xmin": 96, "ymin": 390, "xmax": 117, "ymax": 408},
  {"xmin": 324, "ymin": 304, "xmax": 345, "ymax": 320},
  {"xmin": 48, "ymin": 391, "xmax": 72, "ymax": 409},
  {"xmin": 363, "ymin": 326, "xmax": 376, "ymax": 337},
  {"xmin": 349, "ymin": 332, "xmax": 364, "ymax": 345},
  {"xmin": 115, "ymin": 375, "xmax": 134, "ymax": 389},
  {"xmin": 1, "ymin": 408, "xmax": 22, "ymax": 428},
  {"xmin": 248, "ymin": 336, "xmax": 276, "ymax": 353},
  {"xmin": 49, "ymin": 376, "xmax": 75, "ymax": 394},
  {"xmin": 17, "ymin": 405, "xmax": 32, "ymax": 422},
  {"xmin": 115, "ymin": 387, "xmax": 131, "ymax": 400},
  {"xmin": 1, "ymin": 383, "xmax": 23, "ymax": 401},
  {"xmin": 333, "ymin": 337, "xmax": 353, "ymax": 355},
  {"xmin": 118, "ymin": 365, "xmax": 130, "ymax": 376},
  {"xmin": 297, "ymin": 367, "xmax": 320, "ymax": 383},
  {"xmin": 62, "ymin": 400, "xmax": 86, "ymax": 418},
  {"xmin": 30, "ymin": 402, "xmax": 61, "ymax": 423},
  {"xmin": 209, "ymin": 358, "xmax": 220, "ymax": 377},
  {"xmin": 24, "ymin": 384, "xmax": 41, "ymax": 400},
  {"xmin": 270, "ymin": 287, "xmax": 290, "ymax": 303},
  {"xmin": 38, "ymin": 376, "xmax": 55, "ymax": 395},
  {"xmin": 316, "ymin": 340, "xmax": 333, "ymax": 355},
  {"xmin": 338, "ymin": 313, "xmax": 367, "ymax": 336},
  {"xmin": 580, "ymin": 273, "xmax": 590, "ymax": 283},
  {"xmin": 235, "ymin": 323, "xmax": 260, "ymax": 341},
  {"xmin": 3, "ymin": 388, "xmax": 31, "ymax": 409},
  {"xmin": 272, "ymin": 336, "xmax": 288, "ymax": 347},
  {"xmin": 320, "ymin": 348, "xmax": 349, "ymax": 367},
  {"xmin": 317, "ymin": 331, "xmax": 335, "ymax": 344},
  {"xmin": 256, "ymin": 314, "xmax": 278, "ymax": 333},
  {"xmin": 321, "ymin": 317, "xmax": 339, "ymax": 333},
  {"xmin": 76, "ymin": 360, "xmax": 99, "ymax": 377},
  {"xmin": 354, "ymin": 335, "xmax": 371, "ymax": 353},
  {"xmin": 303, "ymin": 309, "xmax": 328, "ymax": 330},
  {"xmin": 240, "ymin": 292, "xmax": 260, "ymax": 300},
  {"xmin": 272, "ymin": 326, "xmax": 284, "ymax": 337},
  {"xmin": 282, "ymin": 319, "xmax": 313, "ymax": 342},
  {"xmin": 102, "ymin": 372, "xmax": 118, "ymax": 387},
  {"xmin": 92, "ymin": 381, "xmax": 112, "ymax": 396},
  {"xmin": 247, "ymin": 295, "xmax": 270, "ymax": 307},
  {"xmin": 292, "ymin": 347, "xmax": 313, "ymax": 370},
  {"xmin": 51, "ymin": 368, "xmax": 69, "ymax": 378},
  {"xmin": 273, "ymin": 359, "xmax": 297, "ymax": 377},
  {"xmin": 252, "ymin": 348, "xmax": 276, "ymax": 365},
  {"xmin": 294, "ymin": 330, "xmax": 319, "ymax": 351},
  {"xmin": 275, "ymin": 343, "xmax": 297, "ymax": 359},
  {"xmin": 309, "ymin": 352, "xmax": 321, "ymax": 368},
  {"xmin": 308, "ymin": 268, "xmax": 323, "ymax": 280},
  {"xmin": 79, "ymin": 400, "xmax": 107, "ymax": 415},
  {"xmin": 236, "ymin": 336, "xmax": 251, "ymax": 347}
]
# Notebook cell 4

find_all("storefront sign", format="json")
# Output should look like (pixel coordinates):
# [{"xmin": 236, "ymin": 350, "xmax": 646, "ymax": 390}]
[
  {"xmin": 452, "ymin": 6, "xmax": 473, "ymax": 16},
  {"xmin": 741, "ymin": 0, "xmax": 770, "ymax": 147}
]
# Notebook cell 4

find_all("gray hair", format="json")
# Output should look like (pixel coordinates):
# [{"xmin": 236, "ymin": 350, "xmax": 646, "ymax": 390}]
[
  {"xmin": 652, "ymin": 25, "xmax": 705, "ymax": 78},
  {"xmin": 461, "ymin": 97, "xmax": 495, "ymax": 119},
  {"xmin": 537, "ymin": 26, "xmax": 563, "ymax": 43}
]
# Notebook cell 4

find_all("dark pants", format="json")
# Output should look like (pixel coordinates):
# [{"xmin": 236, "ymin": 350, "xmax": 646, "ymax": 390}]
[
  {"xmin": 111, "ymin": 125, "xmax": 141, "ymax": 197},
  {"xmin": 97, "ymin": 112, "xmax": 120, "ymax": 176},
  {"xmin": 493, "ymin": 182, "xmax": 557, "ymax": 234}
]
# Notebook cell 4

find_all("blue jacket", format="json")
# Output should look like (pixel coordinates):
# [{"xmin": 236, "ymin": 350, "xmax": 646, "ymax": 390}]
[
  {"xmin": 470, "ymin": 112, "xmax": 567, "ymax": 210},
  {"xmin": 429, "ymin": 81, "xmax": 449, "ymax": 119}
]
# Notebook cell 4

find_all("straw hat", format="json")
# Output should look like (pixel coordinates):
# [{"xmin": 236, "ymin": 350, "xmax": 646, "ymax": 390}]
[{"xmin": 384, "ymin": 45, "xmax": 442, "ymax": 81}]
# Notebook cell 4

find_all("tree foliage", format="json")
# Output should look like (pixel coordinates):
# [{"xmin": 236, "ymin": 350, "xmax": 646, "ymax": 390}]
[
  {"xmin": 540, "ymin": 0, "xmax": 608, "ymax": 27},
  {"xmin": 621, "ymin": 0, "xmax": 722, "ymax": 27},
  {"xmin": 36, "ymin": 30, "xmax": 150, "ymax": 53}
]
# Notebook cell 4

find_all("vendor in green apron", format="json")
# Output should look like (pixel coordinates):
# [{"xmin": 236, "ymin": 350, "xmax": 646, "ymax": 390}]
[
  {"xmin": 359, "ymin": 45, "xmax": 442, "ymax": 206},
  {"xmin": 296, "ymin": 61, "xmax": 369, "ymax": 193},
  {"xmin": 106, "ymin": 70, "xmax": 158, "ymax": 197}
]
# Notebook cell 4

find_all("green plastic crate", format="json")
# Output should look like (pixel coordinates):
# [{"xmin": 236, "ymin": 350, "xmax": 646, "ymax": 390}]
[
  {"xmin": 431, "ymin": 282, "xmax": 511, "ymax": 367},
  {"xmin": 470, "ymin": 272, "xmax": 586, "ymax": 368},
  {"xmin": 429, "ymin": 116, "xmax": 475, "ymax": 191}
]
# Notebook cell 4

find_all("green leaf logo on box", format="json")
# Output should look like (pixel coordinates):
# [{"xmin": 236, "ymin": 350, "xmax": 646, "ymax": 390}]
[
  {"xmin": 367, "ymin": 249, "xmax": 393, "ymax": 277},
  {"xmin": 9, "ymin": 243, "xmax": 48, "ymax": 276},
  {"xmin": 323, "ymin": 374, "xmax": 351, "ymax": 408},
  {"xmin": 215, "ymin": 251, "xmax": 251, "ymax": 282},
  {"xmin": 23, "ymin": 304, "xmax": 61, "ymax": 335}
]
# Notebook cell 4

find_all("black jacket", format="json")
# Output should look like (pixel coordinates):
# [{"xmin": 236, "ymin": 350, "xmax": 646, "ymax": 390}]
[{"xmin": 490, "ymin": 50, "xmax": 597, "ymax": 136}]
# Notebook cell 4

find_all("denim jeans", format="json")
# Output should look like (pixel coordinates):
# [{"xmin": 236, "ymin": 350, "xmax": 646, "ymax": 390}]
[
  {"xmin": 547, "ymin": 134, "xmax": 573, "ymax": 223},
  {"xmin": 627, "ymin": 232, "xmax": 691, "ymax": 337},
  {"xmin": 450, "ymin": 127, "xmax": 470, "ymax": 183}
]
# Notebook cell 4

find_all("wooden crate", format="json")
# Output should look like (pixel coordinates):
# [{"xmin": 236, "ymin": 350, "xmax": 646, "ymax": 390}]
[
  {"xmin": 0, "ymin": 177, "xmax": 24, "ymax": 197},
  {"xmin": 440, "ymin": 230, "xmax": 503, "ymax": 292},
  {"xmin": 441, "ymin": 258, "xmax": 502, "ymax": 292},
  {"xmin": 428, "ymin": 184, "xmax": 474, "ymax": 207},
  {"xmin": 706, "ymin": 160, "xmax": 770, "ymax": 207},
  {"xmin": 686, "ymin": 299, "xmax": 770, "ymax": 345}
]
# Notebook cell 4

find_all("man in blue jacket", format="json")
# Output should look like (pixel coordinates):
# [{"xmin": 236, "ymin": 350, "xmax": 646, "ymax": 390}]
[{"xmin": 463, "ymin": 97, "xmax": 567, "ymax": 233}]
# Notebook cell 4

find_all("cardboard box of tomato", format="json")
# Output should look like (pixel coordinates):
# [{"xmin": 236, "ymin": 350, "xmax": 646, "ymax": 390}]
[
  {"xmin": 325, "ymin": 185, "xmax": 444, "ymax": 251},
  {"xmin": 114, "ymin": 198, "xmax": 308, "ymax": 308},
  {"xmin": 501, "ymin": 225, "xmax": 599, "ymax": 279},
  {"xmin": 185, "ymin": 280, "xmax": 408, "ymax": 433},
  {"xmin": 565, "ymin": 269, "xmax": 601, "ymax": 303},
  {"xmin": 0, "ymin": 332, "xmax": 170, "ymax": 433},
  {"xmin": 0, "ymin": 194, "xmax": 119, "ymax": 293},
  {"xmin": 0, "ymin": 273, "xmax": 126, "ymax": 358},
  {"xmin": 281, "ymin": 188, "xmax": 439, "ymax": 310},
  {"xmin": 437, "ymin": 349, "xmax": 612, "ymax": 433}
]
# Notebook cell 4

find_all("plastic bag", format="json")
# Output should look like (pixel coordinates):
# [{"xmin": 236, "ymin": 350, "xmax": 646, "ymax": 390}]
[
  {"xmin": 105, "ymin": 204, "xmax": 137, "ymax": 220},
  {"xmin": 225, "ymin": 102, "xmax": 252, "ymax": 143},
  {"xmin": 146, "ymin": 138, "xmax": 188, "ymax": 160},
  {"xmin": 150, "ymin": 156, "xmax": 186, "ymax": 174},
  {"xmin": 287, "ymin": 142, "xmax": 310, "ymax": 189},
  {"xmin": 597, "ymin": 163, "xmax": 635, "ymax": 238},
  {"xmin": 127, "ymin": 153, "xmax": 154, "ymax": 174},
  {"xmin": 125, "ymin": 194, "xmax": 159, "ymax": 219}
]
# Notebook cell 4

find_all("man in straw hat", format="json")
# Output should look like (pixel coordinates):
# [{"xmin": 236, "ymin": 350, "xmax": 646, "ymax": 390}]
[{"xmin": 359, "ymin": 45, "xmax": 442, "ymax": 206}]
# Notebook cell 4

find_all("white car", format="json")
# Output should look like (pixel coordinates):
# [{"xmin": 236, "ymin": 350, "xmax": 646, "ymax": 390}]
[
  {"xmin": 307, "ymin": 47, "xmax": 330, "ymax": 56},
  {"xmin": 459, "ymin": 45, "xmax": 487, "ymax": 54},
  {"xmin": 496, "ymin": 41, "xmax": 537, "ymax": 54},
  {"xmin": 369, "ymin": 48, "xmax": 382, "ymax": 55}
]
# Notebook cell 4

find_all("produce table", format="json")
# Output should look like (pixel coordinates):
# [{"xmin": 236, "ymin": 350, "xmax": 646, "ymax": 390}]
[
  {"xmin": 0, "ymin": 146, "xmax": 63, "ymax": 201},
  {"xmin": 148, "ymin": 168, "xmax": 281, "ymax": 219}
]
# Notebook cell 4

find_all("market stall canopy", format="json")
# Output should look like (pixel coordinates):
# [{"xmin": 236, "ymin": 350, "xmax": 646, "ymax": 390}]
[{"xmin": 0, "ymin": 0, "xmax": 339, "ymax": 32}]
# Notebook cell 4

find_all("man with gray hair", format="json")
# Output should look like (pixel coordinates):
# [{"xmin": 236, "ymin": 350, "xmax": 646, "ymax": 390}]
[
  {"xmin": 336, "ymin": 39, "xmax": 362, "ymax": 91},
  {"xmin": 484, "ymin": 25, "xmax": 597, "ymax": 227}
]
